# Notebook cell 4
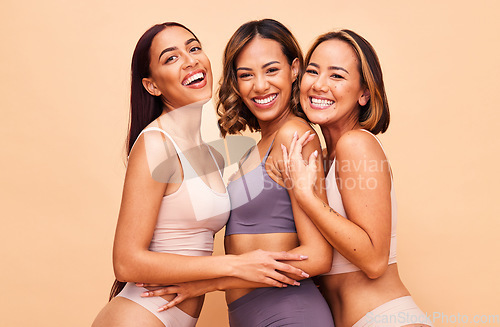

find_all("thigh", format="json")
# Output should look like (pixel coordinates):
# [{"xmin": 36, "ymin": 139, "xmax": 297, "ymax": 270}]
[{"xmin": 92, "ymin": 297, "xmax": 164, "ymax": 327}]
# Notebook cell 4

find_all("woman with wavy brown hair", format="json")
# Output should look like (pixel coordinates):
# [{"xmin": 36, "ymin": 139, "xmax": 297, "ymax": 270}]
[
  {"xmin": 139, "ymin": 19, "xmax": 335, "ymax": 327},
  {"xmin": 91, "ymin": 21, "xmax": 311, "ymax": 327},
  {"xmin": 282, "ymin": 29, "xmax": 433, "ymax": 327}
]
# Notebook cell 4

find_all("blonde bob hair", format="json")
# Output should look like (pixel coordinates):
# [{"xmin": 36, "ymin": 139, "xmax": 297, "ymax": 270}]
[{"xmin": 305, "ymin": 30, "xmax": 390, "ymax": 134}]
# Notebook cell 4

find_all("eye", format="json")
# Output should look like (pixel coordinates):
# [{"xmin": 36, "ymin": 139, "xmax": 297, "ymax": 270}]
[
  {"xmin": 190, "ymin": 46, "xmax": 202, "ymax": 53},
  {"xmin": 330, "ymin": 73, "xmax": 344, "ymax": 79},
  {"xmin": 266, "ymin": 67, "xmax": 279, "ymax": 74},
  {"xmin": 165, "ymin": 55, "xmax": 178, "ymax": 63},
  {"xmin": 305, "ymin": 69, "xmax": 318, "ymax": 75},
  {"xmin": 238, "ymin": 73, "xmax": 252, "ymax": 79}
]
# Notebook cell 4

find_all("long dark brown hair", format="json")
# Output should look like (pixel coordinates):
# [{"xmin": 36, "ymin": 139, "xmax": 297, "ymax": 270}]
[
  {"xmin": 126, "ymin": 22, "xmax": 200, "ymax": 155},
  {"xmin": 217, "ymin": 19, "xmax": 306, "ymax": 137},
  {"xmin": 110, "ymin": 22, "xmax": 199, "ymax": 301},
  {"xmin": 305, "ymin": 30, "xmax": 390, "ymax": 134}
]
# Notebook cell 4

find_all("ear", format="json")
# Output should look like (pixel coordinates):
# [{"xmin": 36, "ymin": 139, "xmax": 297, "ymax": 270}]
[
  {"xmin": 291, "ymin": 58, "xmax": 299, "ymax": 82},
  {"xmin": 358, "ymin": 88, "xmax": 370, "ymax": 106},
  {"xmin": 142, "ymin": 78, "xmax": 161, "ymax": 96}
]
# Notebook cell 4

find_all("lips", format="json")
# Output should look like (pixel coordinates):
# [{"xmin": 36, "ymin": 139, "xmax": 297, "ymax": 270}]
[
  {"xmin": 182, "ymin": 70, "xmax": 207, "ymax": 88},
  {"xmin": 252, "ymin": 93, "xmax": 278, "ymax": 108},
  {"xmin": 309, "ymin": 96, "xmax": 334, "ymax": 109}
]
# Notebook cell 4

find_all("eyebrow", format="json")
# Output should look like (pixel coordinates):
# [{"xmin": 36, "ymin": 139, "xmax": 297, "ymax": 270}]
[
  {"xmin": 308, "ymin": 62, "xmax": 349, "ymax": 74},
  {"xmin": 236, "ymin": 60, "xmax": 280, "ymax": 72},
  {"xmin": 158, "ymin": 38, "xmax": 199, "ymax": 61}
]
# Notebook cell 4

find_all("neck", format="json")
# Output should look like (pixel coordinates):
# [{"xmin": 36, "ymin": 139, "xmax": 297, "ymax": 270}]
[
  {"xmin": 258, "ymin": 109, "xmax": 293, "ymax": 142},
  {"xmin": 158, "ymin": 101, "xmax": 204, "ymax": 144},
  {"xmin": 321, "ymin": 115, "xmax": 362, "ymax": 161}
]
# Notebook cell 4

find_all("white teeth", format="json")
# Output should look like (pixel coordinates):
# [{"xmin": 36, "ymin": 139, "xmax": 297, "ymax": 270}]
[
  {"xmin": 310, "ymin": 97, "xmax": 334, "ymax": 106},
  {"xmin": 254, "ymin": 94, "xmax": 277, "ymax": 104},
  {"xmin": 183, "ymin": 72, "xmax": 204, "ymax": 86}
]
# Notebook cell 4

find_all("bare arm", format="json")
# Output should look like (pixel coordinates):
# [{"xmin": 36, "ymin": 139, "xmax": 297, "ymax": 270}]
[
  {"xmin": 113, "ymin": 131, "xmax": 308, "ymax": 285},
  {"xmin": 284, "ymin": 130, "xmax": 393, "ymax": 279},
  {"xmin": 270, "ymin": 121, "xmax": 333, "ymax": 277}
]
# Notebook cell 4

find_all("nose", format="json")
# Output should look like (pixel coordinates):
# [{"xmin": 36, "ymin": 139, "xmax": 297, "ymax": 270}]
[
  {"xmin": 182, "ymin": 52, "xmax": 198, "ymax": 69},
  {"xmin": 312, "ymin": 74, "xmax": 329, "ymax": 93},
  {"xmin": 253, "ymin": 74, "xmax": 270, "ymax": 93}
]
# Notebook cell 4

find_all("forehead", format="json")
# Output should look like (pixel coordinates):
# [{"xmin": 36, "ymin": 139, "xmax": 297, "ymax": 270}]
[
  {"xmin": 150, "ymin": 26, "xmax": 196, "ymax": 54},
  {"xmin": 236, "ymin": 37, "xmax": 286, "ymax": 66},
  {"xmin": 310, "ymin": 39, "xmax": 358, "ymax": 66}
]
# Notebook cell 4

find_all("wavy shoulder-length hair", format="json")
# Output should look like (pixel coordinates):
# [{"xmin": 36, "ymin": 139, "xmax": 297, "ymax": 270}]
[
  {"xmin": 217, "ymin": 19, "xmax": 306, "ymax": 137},
  {"xmin": 305, "ymin": 30, "xmax": 390, "ymax": 134}
]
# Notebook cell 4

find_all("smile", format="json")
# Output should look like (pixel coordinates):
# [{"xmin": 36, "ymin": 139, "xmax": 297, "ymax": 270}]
[
  {"xmin": 309, "ymin": 96, "xmax": 334, "ymax": 109},
  {"xmin": 253, "ymin": 94, "xmax": 277, "ymax": 105},
  {"xmin": 182, "ymin": 71, "xmax": 206, "ymax": 86}
]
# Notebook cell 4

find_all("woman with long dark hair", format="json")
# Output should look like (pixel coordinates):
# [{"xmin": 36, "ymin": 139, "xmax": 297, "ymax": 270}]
[
  {"xmin": 91, "ymin": 22, "xmax": 309, "ymax": 327},
  {"xmin": 282, "ymin": 30, "xmax": 433, "ymax": 327}
]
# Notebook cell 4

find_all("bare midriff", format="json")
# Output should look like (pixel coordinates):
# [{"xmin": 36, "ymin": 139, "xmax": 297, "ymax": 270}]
[
  {"xmin": 224, "ymin": 233, "xmax": 300, "ymax": 304},
  {"xmin": 319, "ymin": 263, "xmax": 410, "ymax": 327}
]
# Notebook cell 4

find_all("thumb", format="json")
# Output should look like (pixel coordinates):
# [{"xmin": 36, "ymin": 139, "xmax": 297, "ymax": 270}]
[{"xmin": 309, "ymin": 150, "xmax": 318, "ymax": 170}]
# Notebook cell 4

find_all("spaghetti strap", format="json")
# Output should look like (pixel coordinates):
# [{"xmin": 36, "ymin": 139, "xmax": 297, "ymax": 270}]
[
  {"xmin": 262, "ymin": 140, "xmax": 274, "ymax": 164},
  {"xmin": 359, "ymin": 129, "xmax": 393, "ymax": 179},
  {"xmin": 359, "ymin": 129, "xmax": 388, "ymax": 157},
  {"xmin": 132, "ymin": 127, "xmax": 198, "ymax": 178},
  {"xmin": 206, "ymin": 144, "xmax": 224, "ymax": 179}
]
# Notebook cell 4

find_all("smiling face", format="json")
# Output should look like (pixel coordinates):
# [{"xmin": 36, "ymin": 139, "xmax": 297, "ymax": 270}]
[
  {"xmin": 143, "ymin": 26, "xmax": 212, "ymax": 110},
  {"xmin": 300, "ymin": 39, "xmax": 370, "ymax": 129},
  {"xmin": 235, "ymin": 37, "xmax": 298, "ymax": 124}
]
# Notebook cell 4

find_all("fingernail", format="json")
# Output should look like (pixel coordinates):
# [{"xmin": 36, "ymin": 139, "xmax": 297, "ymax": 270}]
[
  {"xmin": 283, "ymin": 284, "xmax": 288, "ymax": 288},
  {"xmin": 313, "ymin": 150, "xmax": 318, "ymax": 158},
  {"xmin": 293, "ymin": 131, "xmax": 297, "ymax": 138},
  {"xmin": 136, "ymin": 283, "xmax": 144, "ymax": 287},
  {"xmin": 281, "ymin": 144, "xmax": 285, "ymax": 151},
  {"xmin": 300, "ymin": 255, "xmax": 308, "ymax": 260},
  {"xmin": 157, "ymin": 308, "xmax": 164, "ymax": 312},
  {"xmin": 302, "ymin": 272, "xmax": 310, "ymax": 278},
  {"xmin": 294, "ymin": 281, "xmax": 301, "ymax": 286},
  {"xmin": 141, "ymin": 292, "xmax": 149, "ymax": 297}
]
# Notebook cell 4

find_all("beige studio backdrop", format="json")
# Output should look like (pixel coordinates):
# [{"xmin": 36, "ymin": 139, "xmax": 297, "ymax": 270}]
[{"xmin": 1, "ymin": 0, "xmax": 499, "ymax": 326}]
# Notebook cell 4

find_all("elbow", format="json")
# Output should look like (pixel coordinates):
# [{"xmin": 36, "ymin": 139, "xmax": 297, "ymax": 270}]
[
  {"xmin": 113, "ymin": 259, "xmax": 130, "ymax": 282},
  {"xmin": 113, "ymin": 252, "xmax": 138, "ymax": 282},
  {"xmin": 318, "ymin": 261, "xmax": 332, "ymax": 276},
  {"xmin": 314, "ymin": 246, "xmax": 333, "ymax": 276},
  {"xmin": 363, "ymin": 257, "xmax": 388, "ymax": 279}
]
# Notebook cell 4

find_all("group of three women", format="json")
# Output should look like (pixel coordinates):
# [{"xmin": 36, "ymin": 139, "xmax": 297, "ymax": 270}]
[{"xmin": 92, "ymin": 19, "xmax": 433, "ymax": 327}]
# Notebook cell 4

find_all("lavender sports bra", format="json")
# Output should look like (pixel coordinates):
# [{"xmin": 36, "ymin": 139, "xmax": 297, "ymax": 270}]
[{"xmin": 225, "ymin": 143, "xmax": 297, "ymax": 235}]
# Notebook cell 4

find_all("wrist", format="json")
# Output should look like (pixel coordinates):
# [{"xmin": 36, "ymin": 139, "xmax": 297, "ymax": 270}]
[
  {"xmin": 298, "ymin": 192, "xmax": 322, "ymax": 214},
  {"xmin": 294, "ymin": 187, "xmax": 318, "ymax": 206},
  {"xmin": 221, "ymin": 254, "xmax": 238, "ymax": 278}
]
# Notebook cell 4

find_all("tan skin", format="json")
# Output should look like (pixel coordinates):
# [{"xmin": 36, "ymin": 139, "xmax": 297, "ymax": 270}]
[
  {"xmin": 92, "ymin": 27, "xmax": 310, "ymax": 327},
  {"xmin": 139, "ymin": 36, "xmax": 332, "ymax": 313},
  {"xmin": 282, "ymin": 39, "xmax": 430, "ymax": 327}
]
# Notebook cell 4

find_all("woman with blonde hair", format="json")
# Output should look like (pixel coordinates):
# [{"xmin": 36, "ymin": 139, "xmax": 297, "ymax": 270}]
[{"xmin": 282, "ymin": 29, "xmax": 433, "ymax": 327}]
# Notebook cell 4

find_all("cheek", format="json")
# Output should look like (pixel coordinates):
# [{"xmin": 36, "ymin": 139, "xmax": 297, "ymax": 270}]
[
  {"xmin": 237, "ymin": 81, "xmax": 250, "ymax": 96},
  {"xmin": 300, "ymin": 77, "xmax": 313, "ymax": 93}
]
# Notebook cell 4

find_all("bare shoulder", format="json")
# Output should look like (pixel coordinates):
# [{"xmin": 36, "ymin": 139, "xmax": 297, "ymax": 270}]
[
  {"xmin": 336, "ymin": 129, "xmax": 387, "ymax": 162},
  {"xmin": 275, "ymin": 117, "xmax": 315, "ymax": 147},
  {"xmin": 128, "ymin": 128, "xmax": 179, "ymax": 182}
]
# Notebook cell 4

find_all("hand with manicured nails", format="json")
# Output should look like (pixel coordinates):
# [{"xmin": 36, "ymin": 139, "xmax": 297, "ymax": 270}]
[
  {"xmin": 281, "ymin": 130, "xmax": 319, "ymax": 198},
  {"xmin": 135, "ymin": 249, "xmax": 309, "ymax": 311}
]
